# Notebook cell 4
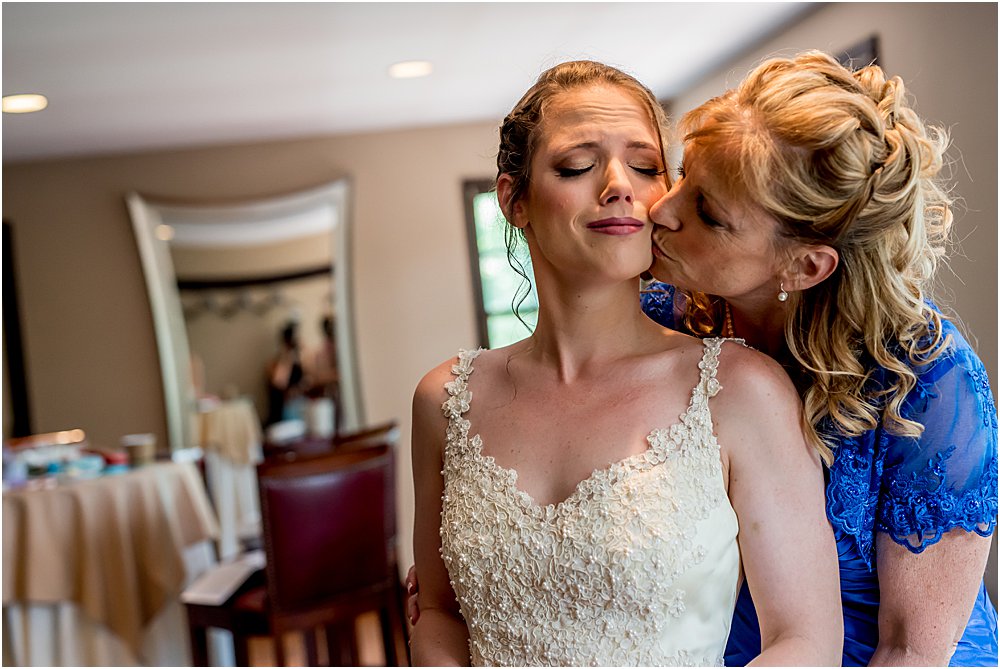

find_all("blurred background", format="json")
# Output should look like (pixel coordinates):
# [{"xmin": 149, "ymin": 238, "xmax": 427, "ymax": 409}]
[{"xmin": 3, "ymin": 0, "xmax": 996, "ymax": 623}]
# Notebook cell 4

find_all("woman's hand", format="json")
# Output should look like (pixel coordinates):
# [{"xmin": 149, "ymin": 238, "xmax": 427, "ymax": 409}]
[{"xmin": 406, "ymin": 564, "xmax": 422, "ymax": 626}]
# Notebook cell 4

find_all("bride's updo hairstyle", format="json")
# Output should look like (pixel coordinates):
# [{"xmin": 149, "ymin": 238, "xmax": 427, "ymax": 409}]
[
  {"xmin": 495, "ymin": 61, "xmax": 671, "ymax": 325},
  {"xmin": 681, "ymin": 50, "xmax": 954, "ymax": 460}
]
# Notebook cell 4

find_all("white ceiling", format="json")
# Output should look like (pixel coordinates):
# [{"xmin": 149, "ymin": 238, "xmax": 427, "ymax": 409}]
[{"xmin": 2, "ymin": 2, "xmax": 814, "ymax": 163}]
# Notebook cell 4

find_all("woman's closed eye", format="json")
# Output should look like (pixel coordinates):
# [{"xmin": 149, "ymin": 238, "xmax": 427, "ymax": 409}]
[
  {"xmin": 556, "ymin": 164, "xmax": 666, "ymax": 178},
  {"xmin": 631, "ymin": 165, "xmax": 667, "ymax": 177},
  {"xmin": 556, "ymin": 165, "xmax": 593, "ymax": 177},
  {"xmin": 695, "ymin": 195, "xmax": 725, "ymax": 228}
]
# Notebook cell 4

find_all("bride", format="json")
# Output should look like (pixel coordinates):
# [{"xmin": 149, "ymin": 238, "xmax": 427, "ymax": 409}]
[{"xmin": 409, "ymin": 61, "xmax": 842, "ymax": 666}]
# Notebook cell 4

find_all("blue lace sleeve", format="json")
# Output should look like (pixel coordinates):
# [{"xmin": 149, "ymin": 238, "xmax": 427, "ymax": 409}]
[
  {"xmin": 640, "ymin": 282, "xmax": 678, "ymax": 330},
  {"xmin": 877, "ymin": 320, "xmax": 999, "ymax": 552}
]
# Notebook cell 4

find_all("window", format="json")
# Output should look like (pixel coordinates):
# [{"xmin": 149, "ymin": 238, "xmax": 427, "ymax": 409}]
[{"xmin": 463, "ymin": 180, "xmax": 538, "ymax": 348}]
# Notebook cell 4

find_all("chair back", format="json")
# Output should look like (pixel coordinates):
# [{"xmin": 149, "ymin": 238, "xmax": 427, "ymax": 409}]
[
  {"xmin": 256, "ymin": 443, "xmax": 396, "ymax": 614},
  {"xmin": 264, "ymin": 419, "xmax": 400, "ymax": 463},
  {"xmin": 333, "ymin": 420, "xmax": 400, "ymax": 452}
]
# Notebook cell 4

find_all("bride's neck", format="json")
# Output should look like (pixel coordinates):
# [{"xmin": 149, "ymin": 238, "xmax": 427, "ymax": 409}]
[{"xmin": 525, "ymin": 279, "xmax": 654, "ymax": 379}]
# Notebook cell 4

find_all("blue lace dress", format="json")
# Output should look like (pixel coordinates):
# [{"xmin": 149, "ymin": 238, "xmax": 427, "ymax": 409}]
[{"xmin": 642, "ymin": 282, "xmax": 999, "ymax": 666}]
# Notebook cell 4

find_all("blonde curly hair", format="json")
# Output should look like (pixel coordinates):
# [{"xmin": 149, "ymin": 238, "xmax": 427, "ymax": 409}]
[{"xmin": 678, "ymin": 50, "xmax": 954, "ymax": 463}]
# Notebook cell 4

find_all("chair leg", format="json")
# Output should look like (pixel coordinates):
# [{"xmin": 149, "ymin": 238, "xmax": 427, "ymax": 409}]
[
  {"xmin": 397, "ymin": 581, "xmax": 412, "ymax": 666},
  {"xmin": 274, "ymin": 632, "xmax": 286, "ymax": 667},
  {"xmin": 379, "ymin": 608, "xmax": 394, "ymax": 666},
  {"xmin": 304, "ymin": 628, "xmax": 320, "ymax": 666},
  {"xmin": 233, "ymin": 633, "xmax": 252, "ymax": 667},
  {"xmin": 326, "ymin": 622, "xmax": 358, "ymax": 666},
  {"xmin": 187, "ymin": 623, "xmax": 210, "ymax": 667},
  {"xmin": 385, "ymin": 580, "xmax": 412, "ymax": 666}
]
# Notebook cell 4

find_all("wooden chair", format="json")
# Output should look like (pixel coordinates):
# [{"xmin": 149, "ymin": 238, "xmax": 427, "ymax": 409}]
[
  {"xmin": 184, "ymin": 442, "xmax": 409, "ymax": 666},
  {"xmin": 334, "ymin": 420, "xmax": 401, "ymax": 453}
]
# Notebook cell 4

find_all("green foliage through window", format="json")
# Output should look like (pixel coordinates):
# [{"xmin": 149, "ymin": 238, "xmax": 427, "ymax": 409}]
[{"xmin": 466, "ymin": 185, "xmax": 537, "ymax": 348}]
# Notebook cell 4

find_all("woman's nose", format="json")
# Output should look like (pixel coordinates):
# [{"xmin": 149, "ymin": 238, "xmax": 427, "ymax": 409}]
[
  {"xmin": 600, "ymin": 162, "xmax": 634, "ymax": 206},
  {"xmin": 649, "ymin": 190, "xmax": 681, "ymax": 230}
]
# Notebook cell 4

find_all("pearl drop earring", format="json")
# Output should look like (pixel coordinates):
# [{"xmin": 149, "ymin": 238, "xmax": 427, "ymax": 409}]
[{"xmin": 777, "ymin": 282, "xmax": 789, "ymax": 302}]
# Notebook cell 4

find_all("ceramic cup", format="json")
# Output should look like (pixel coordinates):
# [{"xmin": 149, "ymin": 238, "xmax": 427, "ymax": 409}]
[{"xmin": 121, "ymin": 433, "xmax": 157, "ymax": 467}]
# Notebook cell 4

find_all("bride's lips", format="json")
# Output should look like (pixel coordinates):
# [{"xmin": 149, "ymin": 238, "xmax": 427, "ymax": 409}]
[{"xmin": 586, "ymin": 217, "xmax": 645, "ymax": 236}]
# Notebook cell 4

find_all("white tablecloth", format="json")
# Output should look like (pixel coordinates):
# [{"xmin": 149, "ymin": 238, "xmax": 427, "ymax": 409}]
[
  {"xmin": 197, "ymin": 398, "xmax": 264, "ymax": 560},
  {"xmin": 3, "ymin": 542, "xmax": 217, "ymax": 666},
  {"xmin": 2, "ymin": 461, "xmax": 220, "ymax": 666}
]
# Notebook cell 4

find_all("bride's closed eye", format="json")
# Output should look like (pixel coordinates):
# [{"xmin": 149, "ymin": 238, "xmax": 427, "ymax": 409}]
[
  {"xmin": 556, "ymin": 164, "xmax": 666, "ymax": 178},
  {"xmin": 632, "ymin": 165, "xmax": 667, "ymax": 177},
  {"xmin": 556, "ymin": 165, "xmax": 593, "ymax": 177}
]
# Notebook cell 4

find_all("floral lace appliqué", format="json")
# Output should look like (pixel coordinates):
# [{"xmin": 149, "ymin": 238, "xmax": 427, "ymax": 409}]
[
  {"xmin": 825, "ymin": 319, "xmax": 999, "ymax": 569},
  {"xmin": 438, "ymin": 341, "xmax": 740, "ymax": 666}
]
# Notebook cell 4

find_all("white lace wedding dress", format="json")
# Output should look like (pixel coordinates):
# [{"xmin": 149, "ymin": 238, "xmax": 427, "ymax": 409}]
[{"xmin": 438, "ymin": 339, "xmax": 741, "ymax": 666}]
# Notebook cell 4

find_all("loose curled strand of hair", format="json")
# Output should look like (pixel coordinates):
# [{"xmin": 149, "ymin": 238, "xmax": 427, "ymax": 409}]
[
  {"xmin": 503, "ymin": 222, "xmax": 535, "ymax": 333},
  {"xmin": 679, "ymin": 51, "xmax": 954, "ymax": 463}
]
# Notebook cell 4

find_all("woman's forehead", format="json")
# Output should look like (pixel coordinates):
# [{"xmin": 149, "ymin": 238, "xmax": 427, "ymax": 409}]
[{"xmin": 538, "ymin": 86, "xmax": 659, "ymax": 146}]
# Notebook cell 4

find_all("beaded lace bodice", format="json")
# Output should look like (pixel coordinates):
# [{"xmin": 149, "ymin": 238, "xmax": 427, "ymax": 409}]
[{"xmin": 439, "ymin": 339, "xmax": 741, "ymax": 666}]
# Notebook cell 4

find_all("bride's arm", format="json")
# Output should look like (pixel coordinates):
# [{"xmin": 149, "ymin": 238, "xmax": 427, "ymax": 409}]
[
  {"xmin": 713, "ymin": 344, "xmax": 843, "ymax": 666},
  {"xmin": 409, "ymin": 362, "xmax": 471, "ymax": 666}
]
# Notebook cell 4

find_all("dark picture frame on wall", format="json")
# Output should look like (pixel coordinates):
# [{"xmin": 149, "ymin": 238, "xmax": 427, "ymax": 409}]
[
  {"xmin": 838, "ymin": 35, "xmax": 881, "ymax": 70},
  {"xmin": 3, "ymin": 220, "xmax": 33, "ymax": 437}
]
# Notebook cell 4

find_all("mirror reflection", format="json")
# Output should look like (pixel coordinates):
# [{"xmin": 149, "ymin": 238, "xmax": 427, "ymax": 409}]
[{"xmin": 128, "ymin": 179, "xmax": 364, "ymax": 456}]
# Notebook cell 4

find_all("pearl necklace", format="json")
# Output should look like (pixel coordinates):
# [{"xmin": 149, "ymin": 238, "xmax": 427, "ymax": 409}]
[{"xmin": 723, "ymin": 301, "xmax": 735, "ymax": 339}]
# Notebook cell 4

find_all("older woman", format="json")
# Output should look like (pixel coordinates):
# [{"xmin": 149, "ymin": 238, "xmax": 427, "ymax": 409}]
[{"xmin": 644, "ymin": 51, "xmax": 997, "ymax": 666}]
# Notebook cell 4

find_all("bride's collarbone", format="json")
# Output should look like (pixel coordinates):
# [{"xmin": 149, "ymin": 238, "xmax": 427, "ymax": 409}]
[
  {"xmin": 465, "ymin": 380, "xmax": 686, "ymax": 476},
  {"xmin": 468, "ymin": 353, "xmax": 702, "ymax": 419}
]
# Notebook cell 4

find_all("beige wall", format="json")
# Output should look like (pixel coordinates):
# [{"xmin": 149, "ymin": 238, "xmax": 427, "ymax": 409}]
[
  {"xmin": 4, "ymin": 2, "xmax": 995, "ymax": 578},
  {"xmin": 4, "ymin": 123, "xmax": 499, "ymax": 571},
  {"xmin": 172, "ymin": 232, "xmax": 331, "ymax": 278}
]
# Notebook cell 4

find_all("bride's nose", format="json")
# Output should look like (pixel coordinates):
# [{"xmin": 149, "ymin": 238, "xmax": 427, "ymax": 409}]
[{"xmin": 600, "ymin": 162, "xmax": 633, "ymax": 206}]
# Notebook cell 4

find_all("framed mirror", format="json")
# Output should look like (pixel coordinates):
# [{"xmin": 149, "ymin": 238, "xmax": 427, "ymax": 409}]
[{"xmin": 127, "ymin": 179, "xmax": 364, "ymax": 452}]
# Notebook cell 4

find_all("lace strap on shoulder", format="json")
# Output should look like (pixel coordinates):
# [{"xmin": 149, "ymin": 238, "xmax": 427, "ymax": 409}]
[
  {"xmin": 441, "ymin": 348, "xmax": 483, "ymax": 420},
  {"xmin": 695, "ymin": 338, "xmax": 726, "ymax": 399},
  {"xmin": 697, "ymin": 337, "xmax": 750, "ymax": 400}
]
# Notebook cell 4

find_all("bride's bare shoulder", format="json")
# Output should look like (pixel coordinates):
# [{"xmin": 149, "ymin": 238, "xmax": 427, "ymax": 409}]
[{"xmin": 413, "ymin": 346, "xmax": 506, "ymax": 406}]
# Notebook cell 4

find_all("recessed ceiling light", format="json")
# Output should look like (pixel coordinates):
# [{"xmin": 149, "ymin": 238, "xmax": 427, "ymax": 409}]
[
  {"xmin": 388, "ymin": 60, "xmax": 433, "ymax": 79},
  {"xmin": 2, "ymin": 94, "xmax": 48, "ymax": 113}
]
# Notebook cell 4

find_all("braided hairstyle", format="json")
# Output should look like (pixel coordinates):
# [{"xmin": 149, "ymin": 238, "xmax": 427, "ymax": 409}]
[{"xmin": 680, "ymin": 50, "xmax": 954, "ymax": 462}]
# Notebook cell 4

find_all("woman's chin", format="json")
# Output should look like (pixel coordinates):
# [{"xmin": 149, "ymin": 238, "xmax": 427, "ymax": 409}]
[{"xmin": 647, "ymin": 260, "xmax": 673, "ymax": 284}]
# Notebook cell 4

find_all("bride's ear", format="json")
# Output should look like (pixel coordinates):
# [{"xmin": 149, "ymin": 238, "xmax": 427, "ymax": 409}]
[
  {"xmin": 783, "ymin": 244, "xmax": 839, "ymax": 292},
  {"xmin": 496, "ymin": 174, "xmax": 528, "ymax": 229}
]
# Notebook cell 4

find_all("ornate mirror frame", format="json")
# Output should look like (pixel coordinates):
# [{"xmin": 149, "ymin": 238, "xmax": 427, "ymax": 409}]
[{"xmin": 127, "ymin": 179, "xmax": 364, "ymax": 451}]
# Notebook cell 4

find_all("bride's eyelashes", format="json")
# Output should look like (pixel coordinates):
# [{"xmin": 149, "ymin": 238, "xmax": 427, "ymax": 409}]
[
  {"xmin": 555, "ymin": 164, "xmax": 667, "ymax": 178},
  {"xmin": 556, "ymin": 165, "xmax": 592, "ymax": 177},
  {"xmin": 632, "ymin": 166, "xmax": 668, "ymax": 177}
]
